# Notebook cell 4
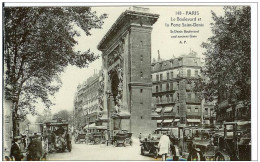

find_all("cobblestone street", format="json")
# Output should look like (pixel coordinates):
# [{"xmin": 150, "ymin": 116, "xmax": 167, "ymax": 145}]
[{"xmin": 47, "ymin": 138, "xmax": 159, "ymax": 161}]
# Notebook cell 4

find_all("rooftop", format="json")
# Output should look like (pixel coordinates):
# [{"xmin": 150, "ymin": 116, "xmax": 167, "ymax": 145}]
[
  {"xmin": 97, "ymin": 6, "xmax": 159, "ymax": 51},
  {"xmin": 151, "ymin": 53, "xmax": 202, "ymax": 72}
]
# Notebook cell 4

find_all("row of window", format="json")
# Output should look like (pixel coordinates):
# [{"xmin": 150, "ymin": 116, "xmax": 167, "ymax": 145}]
[
  {"xmin": 186, "ymin": 92, "xmax": 200, "ymax": 102},
  {"xmin": 157, "ymin": 123, "xmax": 176, "ymax": 127},
  {"xmin": 83, "ymin": 96, "xmax": 99, "ymax": 104},
  {"xmin": 80, "ymin": 83, "xmax": 99, "ymax": 94},
  {"xmin": 156, "ymin": 94, "xmax": 179, "ymax": 104},
  {"xmin": 155, "ymin": 82, "xmax": 179, "ymax": 92},
  {"xmin": 187, "ymin": 106, "xmax": 199, "ymax": 113},
  {"xmin": 85, "ymin": 104, "xmax": 99, "ymax": 114},
  {"xmin": 203, "ymin": 108, "xmax": 214, "ymax": 116},
  {"xmin": 154, "ymin": 69, "xmax": 199, "ymax": 81},
  {"xmin": 155, "ymin": 92, "xmax": 200, "ymax": 104},
  {"xmin": 156, "ymin": 72, "xmax": 174, "ymax": 81}
]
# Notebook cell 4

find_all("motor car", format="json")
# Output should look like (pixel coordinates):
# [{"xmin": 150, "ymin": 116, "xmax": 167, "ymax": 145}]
[{"xmin": 40, "ymin": 119, "xmax": 72, "ymax": 153}]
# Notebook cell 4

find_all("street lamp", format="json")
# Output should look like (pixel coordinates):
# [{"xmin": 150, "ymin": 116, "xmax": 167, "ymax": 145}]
[
  {"xmin": 87, "ymin": 116, "xmax": 90, "ymax": 133},
  {"xmin": 27, "ymin": 124, "xmax": 30, "ymax": 134},
  {"xmin": 106, "ymin": 90, "xmax": 112, "ymax": 142}
]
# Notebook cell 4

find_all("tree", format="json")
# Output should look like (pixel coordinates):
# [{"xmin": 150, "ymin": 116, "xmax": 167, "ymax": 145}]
[
  {"xmin": 4, "ymin": 7, "xmax": 107, "ymax": 136},
  {"xmin": 36, "ymin": 108, "xmax": 52, "ymax": 123},
  {"xmin": 19, "ymin": 116, "xmax": 31, "ymax": 134},
  {"xmin": 201, "ymin": 6, "xmax": 250, "ymax": 105},
  {"xmin": 53, "ymin": 110, "xmax": 70, "ymax": 121}
]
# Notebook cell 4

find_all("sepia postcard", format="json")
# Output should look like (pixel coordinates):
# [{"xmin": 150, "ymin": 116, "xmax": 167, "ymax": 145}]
[{"xmin": 2, "ymin": 2, "xmax": 257, "ymax": 161}]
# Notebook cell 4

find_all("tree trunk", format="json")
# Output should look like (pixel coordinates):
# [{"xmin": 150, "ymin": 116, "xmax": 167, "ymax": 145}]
[
  {"xmin": 12, "ymin": 112, "xmax": 19, "ymax": 137},
  {"xmin": 12, "ymin": 100, "xmax": 19, "ymax": 137}
]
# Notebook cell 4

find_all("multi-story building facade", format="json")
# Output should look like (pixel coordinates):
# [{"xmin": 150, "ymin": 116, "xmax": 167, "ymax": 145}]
[
  {"xmin": 202, "ymin": 101, "xmax": 216, "ymax": 127},
  {"xmin": 151, "ymin": 52, "xmax": 207, "ymax": 129},
  {"xmin": 74, "ymin": 70, "xmax": 106, "ymax": 131},
  {"xmin": 216, "ymin": 88, "xmax": 250, "ymax": 123}
]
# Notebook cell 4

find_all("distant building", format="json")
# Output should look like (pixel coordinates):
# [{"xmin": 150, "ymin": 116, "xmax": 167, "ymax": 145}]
[
  {"xmin": 151, "ymin": 52, "xmax": 213, "ymax": 129},
  {"xmin": 202, "ymin": 101, "xmax": 216, "ymax": 127},
  {"xmin": 73, "ymin": 70, "xmax": 106, "ymax": 131}
]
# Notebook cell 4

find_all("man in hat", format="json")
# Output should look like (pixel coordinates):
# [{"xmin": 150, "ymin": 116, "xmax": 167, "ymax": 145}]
[
  {"xmin": 27, "ymin": 134, "xmax": 43, "ymax": 161},
  {"xmin": 10, "ymin": 136, "xmax": 23, "ymax": 161},
  {"xmin": 105, "ymin": 130, "xmax": 109, "ymax": 146}
]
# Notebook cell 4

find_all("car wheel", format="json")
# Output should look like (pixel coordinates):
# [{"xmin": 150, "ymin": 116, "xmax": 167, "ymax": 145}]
[
  {"xmin": 188, "ymin": 151, "xmax": 202, "ymax": 161},
  {"xmin": 153, "ymin": 149, "xmax": 159, "ymax": 159},
  {"xmin": 68, "ymin": 142, "xmax": 72, "ymax": 152},
  {"xmin": 95, "ymin": 138, "xmax": 101, "ymax": 144},
  {"xmin": 141, "ymin": 146, "xmax": 144, "ymax": 155},
  {"xmin": 114, "ymin": 141, "xmax": 117, "ymax": 147},
  {"xmin": 215, "ymin": 154, "xmax": 225, "ymax": 161}
]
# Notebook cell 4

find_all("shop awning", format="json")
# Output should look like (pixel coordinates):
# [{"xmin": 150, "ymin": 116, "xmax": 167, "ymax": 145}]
[
  {"xmin": 236, "ymin": 103, "xmax": 244, "ymax": 109},
  {"xmin": 161, "ymin": 128, "xmax": 172, "ymax": 131},
  {"xmin": 164, "ymin": 107, "xmax": 173, "ymax": 113},
  {"xmin": 83, "ymin": 123, "xmax": 96, "ymax": 130},
  {"xmin": 155, "ymin": 108, "xmax": 162, "ymax": 113},
  {"xmin": 237, "ymin": 121, "xmax": 251, "ymax": 126},
  {"xmin": 157, "ymin": 120, "xmax": 163, "ymax": 123},
  {"xmin": 95, "ymin": 125, "xmax": 107, "ymax": 129},
  {"xmin": 174, "ymin": 119, "xmax": 180, "ymax": 122},
  {"xmin": 83, "ymin": 123, "xmax": 107, "ymax": 130},
  {"xmin": 187, "ymin": 119, "xmax": 201, "ymax": 123},
  {"xmin": 163, "ymin": 119, "xmax": 173, "ymax": 123},
  {"xmin": 226, "ymin": 108, "xmax": 232, "ymax": 112}
]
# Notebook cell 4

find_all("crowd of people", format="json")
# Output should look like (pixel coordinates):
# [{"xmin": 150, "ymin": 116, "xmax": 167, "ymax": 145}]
[
  {"xmin": 8, "ymin": 125, "xmax": 70, "ymax": 161},
  {"xmin": 9, "ymin": 133, "xmax": 45, "ymax": 161}
]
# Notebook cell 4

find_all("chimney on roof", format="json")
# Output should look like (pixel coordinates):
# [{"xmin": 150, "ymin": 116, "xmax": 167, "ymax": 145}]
[{"xmin": 158, "ymin": 50, "xmax": 161, "ymax": 62}]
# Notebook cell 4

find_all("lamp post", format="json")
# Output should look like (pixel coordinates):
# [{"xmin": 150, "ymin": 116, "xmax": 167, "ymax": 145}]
[
  {"xmin": 87, "ymin": 116, "xmax": 90, "ymax": 133},
  {"xmin": 106, "ymin": 90, "xmax": 112, "ymax": 143}
]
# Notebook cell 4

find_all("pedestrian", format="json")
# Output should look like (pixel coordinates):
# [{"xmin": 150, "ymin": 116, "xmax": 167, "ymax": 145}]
[
  {"xmin": 148, "ymin": 134, "xmax": 151, "ymax": 141},
  {"xmin": 10, "ymin": 136, "xmax": 23, "ymax": 161},
  {"xmin": 158, "ymin": 132, "xmax": 171, "ymax": 161},
  {"xmin": 27, "ymin": 134, "xmax": 43, "ymax": 161},
  {"xmin": 105, "ymin": 130, "xmax": 109, "ymax": 146},
  {"xmin": 139, "ymin": 133, "xmax": 142, "ymax": 142}
]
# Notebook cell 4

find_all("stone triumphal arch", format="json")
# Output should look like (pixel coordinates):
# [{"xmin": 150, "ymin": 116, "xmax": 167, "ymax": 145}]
[{"xmin": 98, "ymin": 7, "xmax": 159, "ymax": 136}]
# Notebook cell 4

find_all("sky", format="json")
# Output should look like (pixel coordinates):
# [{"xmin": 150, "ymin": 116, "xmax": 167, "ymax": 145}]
[{"xmin": 36, "ymin": 6, "xmax": 225, "ymax": 115}]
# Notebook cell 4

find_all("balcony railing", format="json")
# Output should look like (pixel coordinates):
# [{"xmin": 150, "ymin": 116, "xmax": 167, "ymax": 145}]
[
  {"xmin": 186, "ymin": 98, "xmax": 201, "ymax": 104},
  {"xmin": 153, "ymin": 88, "xmax": 178, "ymax": 93},
  {"xmin": 156, "ymin": 99, "xmax": 178, "ymax": 105},
  {"xmin": 186, "ymin": 112, "xmax": 201, "ymax": 116}
]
